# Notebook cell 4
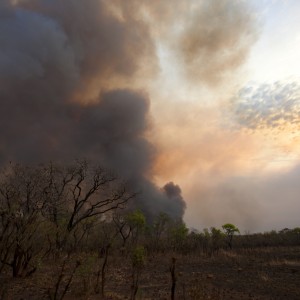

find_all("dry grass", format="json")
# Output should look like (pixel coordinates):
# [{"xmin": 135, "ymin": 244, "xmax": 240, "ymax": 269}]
[
  {"xmin": 1, "ymin": 246, "xmax": 300, "ymax": 299},
  {"xmin": 268, "ymin": 258, "xmax": 300, "ymax": 267}
]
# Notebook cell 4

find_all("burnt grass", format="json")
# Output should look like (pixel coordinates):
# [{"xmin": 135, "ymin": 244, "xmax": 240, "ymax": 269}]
[{"xmin": 1, "ymin": 246, "xmax": 300, "ymax": 300}]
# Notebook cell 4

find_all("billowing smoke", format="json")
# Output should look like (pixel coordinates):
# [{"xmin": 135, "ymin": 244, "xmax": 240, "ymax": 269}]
[
  {"xmin": 163, "ymin": 182, "xmax": 186, "ymax": 216},
  {"xmin": 1, "ymin": 0, "xmax": 270, "ymax": 229},
  {"xmin": 176, "ymin": 0, "xmax": 257, "ymax": 85},
  {"xmin": 0, "ymin": 0, "xmax": 185, "ymax": 220}
]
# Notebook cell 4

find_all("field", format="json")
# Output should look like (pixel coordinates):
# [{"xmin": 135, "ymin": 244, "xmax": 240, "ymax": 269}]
[{"xmin": 1, "ymin": 246, "xmax": 300, "ymax": 300}]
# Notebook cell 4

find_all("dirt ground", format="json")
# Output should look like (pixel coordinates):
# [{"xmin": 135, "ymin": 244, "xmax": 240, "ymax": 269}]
[{"xmin": 1, "ymin": 246, "xmax": 300, "ymax": 299}]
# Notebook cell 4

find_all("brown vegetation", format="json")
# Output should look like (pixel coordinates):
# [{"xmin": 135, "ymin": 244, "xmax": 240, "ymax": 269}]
[{"xmin": 0, "ymin": 162, "xmax": 300, "ymax": 299}]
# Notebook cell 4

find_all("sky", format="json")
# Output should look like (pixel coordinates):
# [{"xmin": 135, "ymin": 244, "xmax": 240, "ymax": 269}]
[
  {"xmin": 150, "ymin": 0, "xmax": 300, "ymax": 232},
  {"xmin": 1, "ymin": 0, "xmax": 300, "ymax": 232}
]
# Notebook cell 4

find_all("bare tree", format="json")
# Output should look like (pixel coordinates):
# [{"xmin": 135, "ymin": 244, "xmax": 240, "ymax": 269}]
[
  {"xmin": 113, "ymin": 212, "xmax": 132, "ymax": 247},
  {"xmin": 62, "ymin": 161, "xmax": 136, "ymax": 232},
  {"xmin": 0, "ymin": 163, "xmax": 47, "ymax": 276},
  {"xmin": 0, "ymin": 161, "xmax": 136, "ymax": 276},
  {"xmin": 41, "ymin": 160, "xmax": 137, "ymax": 251}
]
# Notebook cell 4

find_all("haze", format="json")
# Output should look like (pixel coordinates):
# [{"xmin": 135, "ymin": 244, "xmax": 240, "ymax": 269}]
[{"xmin": 1, "ymin": 0, "xmax": 299, "ymax": 232}]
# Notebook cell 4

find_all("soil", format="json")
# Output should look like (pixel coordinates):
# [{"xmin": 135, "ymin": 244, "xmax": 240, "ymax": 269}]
[{"xmin": 1, "ymin": 246, "xmax": 300, "ymax": 299}]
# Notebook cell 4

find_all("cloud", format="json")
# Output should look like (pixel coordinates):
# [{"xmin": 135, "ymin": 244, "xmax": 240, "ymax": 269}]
[{"xmin": 232, "ymin": 80, "xmax": 300, "ymax": 130}]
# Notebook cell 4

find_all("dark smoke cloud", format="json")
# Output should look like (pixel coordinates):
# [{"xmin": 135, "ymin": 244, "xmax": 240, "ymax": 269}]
[
  {"xmin": 163, "ymin": 182, "xmax": 186, "ymax": 217},
  {"xmin": 0, "ymin": 0, "xmax": 185, "ymax": 220},
  {"xmin": 10, "ymin": 0, "xmax": 157, "ymax": 94},
  {"xmin": 232, "ymin": 81, "xmax": 300, "ymax": 130}
]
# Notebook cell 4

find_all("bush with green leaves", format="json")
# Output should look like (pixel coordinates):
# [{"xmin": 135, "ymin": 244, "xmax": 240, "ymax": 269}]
[{"xmin": 222, "ymin": 223, "xmax": 240, "ymax": 249}]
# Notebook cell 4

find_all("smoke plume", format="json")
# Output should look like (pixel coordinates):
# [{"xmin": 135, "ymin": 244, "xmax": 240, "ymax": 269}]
[
  {"xmin": 0, "ymin": 0, "xmax": 185, "ymax": 220},
  {"xmin": 176, "ymin": 0, "xmax": 257, "ymax": 85},
  {"xmin": 1, "ymin": 0, "xmax": 270, "ymax": 229}
]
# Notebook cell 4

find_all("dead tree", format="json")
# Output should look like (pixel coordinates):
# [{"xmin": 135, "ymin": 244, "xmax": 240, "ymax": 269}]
[
  {"xmin": 113, "ymin": 213, "xmax": 132, "ymax": 247},
  {"xmin": 64, "ymin": 161, "xmax": 136, "ymax": 232},
  {"xmin": 0, "ymin": 161, "xmax": 136, "ymax": 276}
]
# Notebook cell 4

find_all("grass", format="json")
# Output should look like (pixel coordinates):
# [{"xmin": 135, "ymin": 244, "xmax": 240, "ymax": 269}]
[{"xmin": 1, "ymin": 246, "xmax": 300, "ymax": 299}]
